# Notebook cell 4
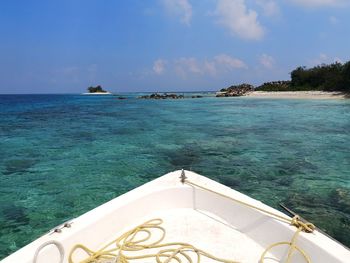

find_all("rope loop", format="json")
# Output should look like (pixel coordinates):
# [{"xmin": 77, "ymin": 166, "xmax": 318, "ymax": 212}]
[
  {"xmin": 68, "ymin": 179, "xmax": 316, "ymax": 263},
  {"xmin": 185, "ymin": 179, "xmax": 314, "ymax": 263},
  {"xmin": 33, "ymin": 240, "xmax": 65, "ymax": 263},
  {"xmin": 291, "ymin": 216, "xmax": 315, "ymax": 233},
  {"xmin": 69, "ymin": 219, "xmax": 238, "ymax": 263}
]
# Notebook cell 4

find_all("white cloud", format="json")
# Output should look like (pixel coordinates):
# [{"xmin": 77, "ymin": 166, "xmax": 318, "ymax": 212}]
[
  {"xmin": 176, "ymin": 57, "xmax": 201, "ymax": 73},
  {"xmin": 175, "ymin": 57, "xmax": 201, "ymax": 78},
  {"xmin": 162, "ymin": 0, "xmax": 193, "ymax": 25},
  {"xmin": 334, "ymin": 57, "xmax": 343, "ymax": 63},
  {"xmin": 329, "ymin": 16, "xmax": 339, "ymax": 25},
  {"xmin": 214, "ymin": 0, "xmax": 264, "ymax": 40},
  {"xmin": 320, "ymin": 53, "xmax": 328, "ymax": 60},
  {"xmin": 173, "ymin": 54, "xmax": 247, "ymax": 78},
  {"xmin": 214, "ymin": 54, "xmax": 247, "ymax": 69},
  {"xmin": 153, "ymin": 59, "xmax": 167, "ymax": 75},
  {"xmin": 259, "ymin": 54, "xmax": 275, "ymax": 68},
  {"xmin": 289, "ymin": 0, "xmax": 347, "ymax": 8},
  {"xmin": 204, "ymin": 60, "xmax": 217, "ymax": 76},
  {"xmin": 256, "ymin": 0, "xmax": 280, "ymax": 17},
  {"xmin": 152, "ymin": 54, "xmax": 247, "ymax": 78},
  {"xmin": 308, "ymin": 53, "xmax": 342, "ymax": 66},
  {"xmin": 309, "ymin": 53, "xmax": 328, "ymax": 65}
]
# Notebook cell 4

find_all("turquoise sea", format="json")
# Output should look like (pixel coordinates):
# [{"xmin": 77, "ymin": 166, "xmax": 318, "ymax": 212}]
[{"xmin": 0, "ymin": 93, "xmax": 349, "ymax": 258}]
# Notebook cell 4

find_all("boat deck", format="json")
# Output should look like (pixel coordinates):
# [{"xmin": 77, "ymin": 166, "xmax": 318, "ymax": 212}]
[
  {"xmin": 94, "ymin": 208, "xmax": 276, "ymax": 263},
  {"xmin": 4, "ymin": 170, "xmax": 349, "ymax": 263}
]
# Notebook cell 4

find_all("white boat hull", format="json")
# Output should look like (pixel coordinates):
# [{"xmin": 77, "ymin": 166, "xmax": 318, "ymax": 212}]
[{"xmin": 2, "ymin": 170, "xmax": 349, "ymax": 263}]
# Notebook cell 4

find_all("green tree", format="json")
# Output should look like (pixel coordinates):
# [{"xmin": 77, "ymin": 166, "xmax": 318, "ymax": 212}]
[
  {"xmin": 290, "ymin": 62, "xmax": 349, "ymax": 92},
  {"xmin": 87, "ymin": 85, "xmax": 106, "ymax": 93}
]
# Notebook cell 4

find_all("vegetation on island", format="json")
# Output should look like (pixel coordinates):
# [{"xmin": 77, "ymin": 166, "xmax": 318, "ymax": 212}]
[
  {"xmin": 290, "ymin": 62, "xmax": 350, "ymax": 92},
  {"xmin": 87, "ymin": 85, "xmax": 108, "ymax": 93},
  {"xmin": 88, "ymin": 61, "xmax": 350, "ymax": 98},
  {"xmin": 256, "ymin": 61, "xmax": 350, "ymax": 93},
  {"xmin": 217, "ymin": 61, "xmax": 350, "ymax": 96},
  {"xmin": 255, "ymin": 81, "xmax": 291, "ymax": 92}
]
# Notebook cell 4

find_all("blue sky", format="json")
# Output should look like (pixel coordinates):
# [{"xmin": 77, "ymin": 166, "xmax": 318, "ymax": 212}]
[{"xmin": 0, "ymin": 0, "xmax": 349, "ymax": 93}]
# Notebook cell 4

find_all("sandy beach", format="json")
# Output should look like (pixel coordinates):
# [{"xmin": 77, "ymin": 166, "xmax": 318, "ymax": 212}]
[
  {"xmin": 82, "ymin": 92, "xmax": 112, "ymax": 95},
  {"xmin": 246, "ymin": 91, "xmax": 346, "ymax": 99}
]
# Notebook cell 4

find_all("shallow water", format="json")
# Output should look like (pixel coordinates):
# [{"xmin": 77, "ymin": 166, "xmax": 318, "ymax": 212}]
[{"xmin": 0, "ymin": 94, "xmax": 349, "ymax": 258}]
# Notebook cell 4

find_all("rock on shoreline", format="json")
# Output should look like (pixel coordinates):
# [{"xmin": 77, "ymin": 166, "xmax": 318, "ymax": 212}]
[
  {"xmin": 216, "ymin": 84, "xmax": 254, "ymax": 97},
  {"xmin": 139, "ymin": 93, "xmax": 185, "ymax": 99}
]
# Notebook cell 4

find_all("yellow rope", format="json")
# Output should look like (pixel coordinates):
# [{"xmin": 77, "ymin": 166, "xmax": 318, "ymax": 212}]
[
  {"xmin": 259, "ymin": 227, "xmax": 311, "ymax": 263},
  {"xmin": 185, "ymin": 181, "xmax": 292, "ymax": 224},
  {"xmin": 68, "ymin": 180, "xmax": 316, "ymax": 263},
  {"xmin": 69, "ymin": 218, "xmax": 238, "ymax": 263},
  {"xmin": 185, "ymin": 180, "xmax": 316, "ymax": 263}
]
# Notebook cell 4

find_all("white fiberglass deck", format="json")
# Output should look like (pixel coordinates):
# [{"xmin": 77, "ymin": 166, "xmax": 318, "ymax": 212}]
[
  {"xmin": 97, "ymin": 208, "xmax": 275, "ymax": 263},
  {"xmin": 2, "ymin": 170, "xmax": 349, "ymax": 263}
]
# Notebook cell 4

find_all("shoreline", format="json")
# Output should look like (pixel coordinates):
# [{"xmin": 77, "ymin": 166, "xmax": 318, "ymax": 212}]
[
  {"xmin": 82, "ymin": 92, "xmax": 112, "ymax": 95},
  {"xmin": 245, "ymin": 91, "xmax": 346, "ymax": 99}
]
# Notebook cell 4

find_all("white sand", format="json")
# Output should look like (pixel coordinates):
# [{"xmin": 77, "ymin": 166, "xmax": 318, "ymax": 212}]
[
  {"xmin": 246, "ymin": 91, "xmax": 345, "ymax": 99},
  {"xmin": 82, "ymin": 92, "xmax": 112, "ymax": 95}
]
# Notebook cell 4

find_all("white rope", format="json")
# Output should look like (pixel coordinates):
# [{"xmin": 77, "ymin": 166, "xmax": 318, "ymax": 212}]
[{"xmin": 33, "ymin": 240, "xmax": 64, "ymax": 263}]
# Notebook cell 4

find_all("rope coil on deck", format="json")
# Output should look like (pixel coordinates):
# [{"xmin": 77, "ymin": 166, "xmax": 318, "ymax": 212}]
[
  {"xmin": 69, "ymin": 219, "xmax": 238, "ymax": 263},
  {"xmin": 184, "ymin": 180, "xmax": 315, "ymax": 263},
  {"xmin": 68, "ymin": 176, "xmax": 316, "ymax": 263}
]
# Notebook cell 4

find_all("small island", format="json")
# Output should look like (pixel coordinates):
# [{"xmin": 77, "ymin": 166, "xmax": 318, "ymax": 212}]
[
  {"xmin": 217, "ymin": 61, "xmax": 350, "ymax": 99},
  {"xmin": 82, "ymin": 85, "xmax": 112, "ymax": 95}
]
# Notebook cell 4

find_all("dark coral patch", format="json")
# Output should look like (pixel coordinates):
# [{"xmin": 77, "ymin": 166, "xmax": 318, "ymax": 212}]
[
  {"xmin": 3, "ymin": 159, "xmax": 37, "ymax": 175},
  {"xmin": 165, "ymin": 145, "xmax": 201, "ymax": 168},
  {"xmin": 1, "ymin": 204, "xmax": 29, "ymax": 225}
]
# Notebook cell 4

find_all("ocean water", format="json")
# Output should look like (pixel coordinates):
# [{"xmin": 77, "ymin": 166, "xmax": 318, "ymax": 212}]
[{"xmin": 0, "ymin": 94, "xmax": 349, "ymax": 258}]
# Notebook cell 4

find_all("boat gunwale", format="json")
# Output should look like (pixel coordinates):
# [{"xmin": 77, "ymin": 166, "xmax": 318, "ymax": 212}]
[{"xmin": 2, "ymin": 170, "xmax": 349, "ymax": 263}]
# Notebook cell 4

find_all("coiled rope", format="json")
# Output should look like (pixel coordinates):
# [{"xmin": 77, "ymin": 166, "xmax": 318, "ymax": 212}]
[
  {"xmin": 185, "ymin": 180, "xmax": 315, "ymax": 263},
  {"xmin": 68, "ymin": 179, "xmax": 315, "ymax": 263},
  {"xmin": 69, "ymin": 218, "xmax": 238, "ymax": 263}
]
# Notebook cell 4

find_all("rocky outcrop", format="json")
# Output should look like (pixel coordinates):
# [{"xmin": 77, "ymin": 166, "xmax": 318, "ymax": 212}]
[
  {"xmin": 216, "ymin": 84, "xmax": 254, "ymax": 97},
  {"xmin": 139, "ymin": 93, "xmax": 185, "ymax": 99}
]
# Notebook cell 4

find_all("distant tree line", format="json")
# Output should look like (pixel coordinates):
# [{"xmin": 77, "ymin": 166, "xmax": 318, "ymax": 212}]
[
  {"xmin": 256, "ymin": 81, "xmax": 291, "ymax": 91},
  {"xmin": 87, "ymin": 85, "xmax": 107, "ymax": 93},
  {"xmin": 256, "ymin": 61, "xmax": 350, "ymax": 93},
  {"xmin": 290, "ymin": 62, "xmax": 350, "ymax": 91}
]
